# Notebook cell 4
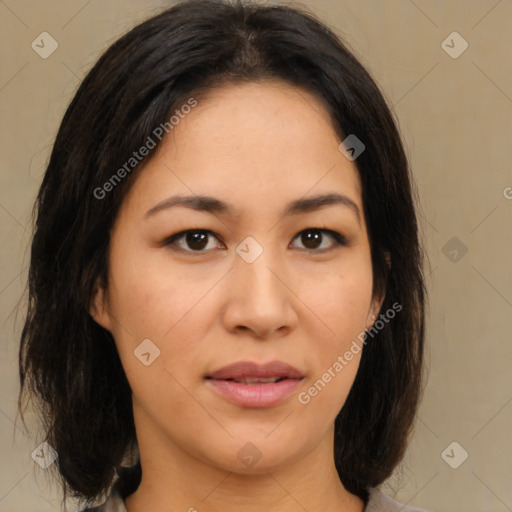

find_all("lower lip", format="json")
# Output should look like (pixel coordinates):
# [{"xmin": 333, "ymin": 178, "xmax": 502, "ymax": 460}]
[{"xmin": 206, "ymin": 378, "xmax": 302, "ymax": 408}]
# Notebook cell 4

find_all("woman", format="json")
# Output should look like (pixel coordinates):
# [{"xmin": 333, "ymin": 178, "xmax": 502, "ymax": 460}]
[{"xmin": 18, "ymin": 1, "xmax": 429, "ymax": 511}]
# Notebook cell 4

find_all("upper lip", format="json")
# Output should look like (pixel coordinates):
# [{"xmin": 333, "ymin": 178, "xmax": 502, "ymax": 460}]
[{"xmin": 206, "ymin": 360, "xmax": 304, "ymax": 380}]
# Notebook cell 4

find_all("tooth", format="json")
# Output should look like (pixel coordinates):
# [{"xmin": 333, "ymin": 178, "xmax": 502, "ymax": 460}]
[{"xmin": 237, "ymin": 377, "xmax": 279, "ymax": 384}]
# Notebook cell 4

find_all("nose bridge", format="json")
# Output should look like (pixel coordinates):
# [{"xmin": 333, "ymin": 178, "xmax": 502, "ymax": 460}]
[
  {"xmin": 235, "ymin": 239, "xmax": 284, "ymax": 304},
  {"xmin": 223, "ymin": 237, "xmax": 295, "ymax": 336}
]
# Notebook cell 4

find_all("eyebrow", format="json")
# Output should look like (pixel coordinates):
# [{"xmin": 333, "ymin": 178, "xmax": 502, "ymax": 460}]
[{"xmin": 144, "ymin": 192, "xmax": 361, "ymax": 225}]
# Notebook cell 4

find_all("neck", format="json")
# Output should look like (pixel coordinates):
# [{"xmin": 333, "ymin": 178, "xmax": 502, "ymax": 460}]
[{"xmin": 124, "ymin": 406, "xmax": 365, "ymax": 512}]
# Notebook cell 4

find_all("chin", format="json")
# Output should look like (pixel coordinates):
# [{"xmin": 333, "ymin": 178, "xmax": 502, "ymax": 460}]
[{"xmin": 199, "ymin": 432, "xmax": 310, "ymax": 475}]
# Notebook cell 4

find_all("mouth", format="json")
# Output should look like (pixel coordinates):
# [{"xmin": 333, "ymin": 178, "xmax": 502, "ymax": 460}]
[
  {"xmin": 205, "ymin": 360, "xmax": 304, "ymax": 408},
  {"xmin": 211, "ymin": 376, "xmax": 288, "ymax": 384}
]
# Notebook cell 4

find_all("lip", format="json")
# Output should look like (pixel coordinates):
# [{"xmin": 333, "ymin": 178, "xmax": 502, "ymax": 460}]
[{"xmin": 205, "ymin": 360, "xmax": 304, "ymax": 408}]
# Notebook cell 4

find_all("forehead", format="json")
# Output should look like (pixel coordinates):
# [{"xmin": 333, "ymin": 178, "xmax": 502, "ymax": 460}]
[{"xmin": 120, "ymin": 80, "xmax": 363, "ymax": 220}]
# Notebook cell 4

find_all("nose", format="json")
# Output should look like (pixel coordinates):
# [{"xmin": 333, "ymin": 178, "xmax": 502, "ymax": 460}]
[{"xmin": 221, "ymin": 245, "xmax": 298, "ymax": 340}]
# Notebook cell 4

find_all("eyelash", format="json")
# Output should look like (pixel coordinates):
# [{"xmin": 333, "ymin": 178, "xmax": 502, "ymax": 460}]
[{"xmin": 162, "ymin": 228, "xmax": 349, "ymax": 254}]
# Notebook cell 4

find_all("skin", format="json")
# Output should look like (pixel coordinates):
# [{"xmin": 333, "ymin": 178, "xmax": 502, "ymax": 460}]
[{"xmin": 90, "ymin": 80, "xmax": 384, "ymax": 512}]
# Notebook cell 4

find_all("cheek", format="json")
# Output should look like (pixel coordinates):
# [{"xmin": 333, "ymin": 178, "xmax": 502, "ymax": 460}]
[
  {"xmin": 106, "ymin": 258, "xmax": 211, "ymax": 383},
  {"xmin": 307, "ymin": 261, "xmax": 374, "ymax": 345},
  {"xmin": 297, "ymin": 258, "xmax": 372, "ymax": 409},
  {"xmin": 302, "ymin": 355, "xmax": 361, "ymax": 416},
  {"xmin": 107, "ymin": 247, "xmax": 202, "ymax": 340}
]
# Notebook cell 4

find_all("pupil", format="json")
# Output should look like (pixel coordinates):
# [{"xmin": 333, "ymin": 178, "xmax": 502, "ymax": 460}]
[
  {"xmin": 187, "ymin": 231, "xmax": 208, "ymax": 250},
  {"xmin": 303, "ymin": 230, "xmax": 321, "ymax": 249}
]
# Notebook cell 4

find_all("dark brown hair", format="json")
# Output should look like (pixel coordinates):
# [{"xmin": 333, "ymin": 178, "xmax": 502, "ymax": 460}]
[{"xmin": 18, "ymin": 0, "xmax": 426, "ymax": 509}]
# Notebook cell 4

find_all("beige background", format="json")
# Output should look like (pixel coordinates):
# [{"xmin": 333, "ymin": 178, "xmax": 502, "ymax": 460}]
[{"xmin": 1, "ymin": 0, "xmax": 511, "ymax": 511}]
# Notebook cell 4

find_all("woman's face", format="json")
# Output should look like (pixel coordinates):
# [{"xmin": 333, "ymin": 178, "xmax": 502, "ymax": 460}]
[{"xmin": 91, "ymin": 81, "xmax": 383, "ymax": 475}]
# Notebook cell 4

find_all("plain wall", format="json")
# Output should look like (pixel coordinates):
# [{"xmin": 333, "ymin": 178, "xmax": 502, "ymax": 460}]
[{"xmin": 0, "ymin": 1, "xmax": 511, "ymax": 510}]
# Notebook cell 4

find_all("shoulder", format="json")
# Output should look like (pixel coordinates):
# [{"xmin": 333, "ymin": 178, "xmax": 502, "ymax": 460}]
[
  {"xmin": 80, "ymin": 464, "xmax": 140, "ymax": 511},
  {"xmin": 80, "ymin": 486, "xmax": 126, "ymax": 512},
  {"xmin": 366, "ymin": 487, "xmax": 431, "ymax": 512}
]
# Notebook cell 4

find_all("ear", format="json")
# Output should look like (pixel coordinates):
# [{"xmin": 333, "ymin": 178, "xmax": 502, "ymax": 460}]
[
  {"xmin": 384, "ymin": 250, "xmax": 391, "ymax": 269},
  {"xmin": 89, "ymin": 279, "xmax": 113, "ymax": 331},
  {"xmin": 366, "ymin": 290, "xmax": 385, "ymax": 330},
  {"xmin": 366, "ymin": 251, "xmax": 390, "ymax": 329}
]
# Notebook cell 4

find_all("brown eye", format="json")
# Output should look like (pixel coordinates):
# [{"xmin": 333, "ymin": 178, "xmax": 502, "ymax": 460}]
[
  {"xmin": 165, "ymin": 230, "xmax": 223, "ymax": 252},
  {"xmin": 185, "ymin": 231, "xmax": 209, "ymax": 250},
  {"xmin": 291, "ymin": 229, "xmax": 347, "ymax": 251},
  {"xmin": 301, "ymin": 230, "xmax": 323, "ymax": 249}
]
